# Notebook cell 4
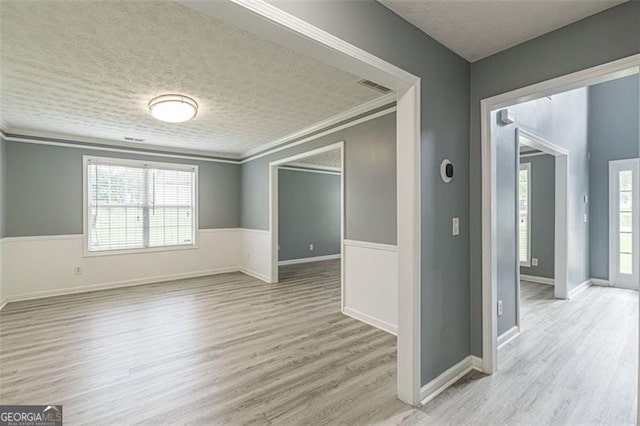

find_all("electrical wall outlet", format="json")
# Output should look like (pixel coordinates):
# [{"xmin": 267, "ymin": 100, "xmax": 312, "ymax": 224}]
[
  {"xmin": 74, "ymin": 266, "xmax": 83, "ymax": 275},
  {"xmin": 497, "ymin": 300, "xmax": 503, "ymax": 316},
  {"xmin": 532, "ymin": 258, "xmax": 539, "ymax": 266},
  {"xmin": 452, "ymin": 217, "xmax": 460, "ymax": 236},
  {"xmin": 309, "ymin": 244, "xmax": 314, "ymax": 251}
]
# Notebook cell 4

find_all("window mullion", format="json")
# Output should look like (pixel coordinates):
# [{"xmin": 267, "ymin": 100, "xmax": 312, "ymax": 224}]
[{"xmin": 143, "ymin": 168, "xmax": 150, "ymax": 248}]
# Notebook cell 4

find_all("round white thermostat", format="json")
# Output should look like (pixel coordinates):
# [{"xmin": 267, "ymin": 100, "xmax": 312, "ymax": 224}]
[{"xmin": 440, "ymin": 159, "xmax": 453, "ymax": 183}]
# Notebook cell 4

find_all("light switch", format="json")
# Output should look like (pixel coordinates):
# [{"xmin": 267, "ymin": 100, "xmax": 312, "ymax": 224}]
[
  {"xmin": 532, "ymin": 258, "xmax": 539, "ymax": 266},
  {"xmin": 452, "ymin": 217, "xmax": 460, "ymax": 236}
]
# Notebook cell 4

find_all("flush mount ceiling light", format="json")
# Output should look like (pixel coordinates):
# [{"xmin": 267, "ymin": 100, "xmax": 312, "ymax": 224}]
[{"xmin": 148, "ymin": 94, "xmax": 198, "ymax": 123}]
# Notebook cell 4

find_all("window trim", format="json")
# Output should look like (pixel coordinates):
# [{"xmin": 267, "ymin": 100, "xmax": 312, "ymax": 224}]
[
  {"xmin": 82, "ymin": 155, "xmax": 199, "ymax": 257},
  {"xmin": 519, "ymin": 162, "xmax": 531, "ymax": 267}
]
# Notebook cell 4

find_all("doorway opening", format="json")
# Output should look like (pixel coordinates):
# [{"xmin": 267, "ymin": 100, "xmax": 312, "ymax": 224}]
[
  {"xmin": 269, "ymin": 142, "xmax": 345, "ymax": 295},
  {"xmin": 499, "ymin": 131, "xmax": 571, "ymax": 347},
  {"xmin": 191, "ymin": 1, "xmax": 423, "ymax": 403},
  {"xmin": 481, "ymin": 55, "xmax": 639, "ymax": 373},
  {"xmin": 482, "ymin": 56, "xmax": 639, "ymax": 422}
]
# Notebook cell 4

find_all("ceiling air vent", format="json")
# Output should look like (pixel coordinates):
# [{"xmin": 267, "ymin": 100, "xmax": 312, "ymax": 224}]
[
  {"xmin": 357, "ymin": 79, "xmax": 392, "ymax": 94},
  {"xmin": 124, "ymin": 136, "xmax": 145, "ymax": 142}
]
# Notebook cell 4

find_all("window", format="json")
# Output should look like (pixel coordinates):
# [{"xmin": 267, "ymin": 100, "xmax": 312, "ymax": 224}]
[
  {"xmin": 519, "ymin": 163, "xmax": 531, "ymax": 266},
  {"xmin": 609, "ymin": 159, "xmax": 639, "ymax": 289},
  {"xmin": 85, "ymin": 156, "xmax": 197, "ymax": 254},
  {"xmin": 618, "ymin": 169, "xmax": 633, "ymax": 274}
]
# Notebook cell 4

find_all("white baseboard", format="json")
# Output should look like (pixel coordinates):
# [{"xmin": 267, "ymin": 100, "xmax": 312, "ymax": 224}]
[
  {"xmin": 497, "ymin": 325, "xmax": 520, "ymax": 349},
  {"xmin": 420, "ymin": 355, "xmax": 482, "ymax": 405},
  {"xmin": 4, "ymin": 266, "xmax": 240, "ymax": 304},
  {"xmin": 0, "ymin": 299, "xmax": 7, "ymax": 312},
  {"xmin": 568, "ymin": 278, "xmax": 592, "ymax": 298},
  {"xmin": 239, "ymin": 267, "xmax": 271, "ymax": 283},
  {"xmin": 278, "ymin": 254, "xmax": 341, "ymax": 266},
  {"xmin": 590, "ymin": 278, "xmax": 610, "ymax": 287},
  {"xmin": 343, "ymin": 306, "xmax": 397, "ymax": 335},
  {"xmin": 520, "ymin": 274, "xmax": 554, "ymax": 285},
  {"xmin": 470, "ymin": 355, "xmax": 483, "ymax": 370},
  {"xmin": 343, "ymin": 239, "xmax": 397, "ymax": 252}
]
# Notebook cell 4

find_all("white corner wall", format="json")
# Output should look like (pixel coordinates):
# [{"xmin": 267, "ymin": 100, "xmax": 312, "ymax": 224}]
[
  {"xmin": 239, "ymin": 228, "xmax": 272, "ymax": 282},
  {"xmin": 342, "ymin": 239, "xmax": 398, "ymax": 334},
  {"xmin": 2, "ymin": 229, "xmax": 242, "ymax": 302}
]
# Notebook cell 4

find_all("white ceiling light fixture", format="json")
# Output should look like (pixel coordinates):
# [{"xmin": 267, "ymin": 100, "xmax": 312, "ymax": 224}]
[{"xmin": 148, "ymin": 94, "xmax": 198, "ymax": 123}]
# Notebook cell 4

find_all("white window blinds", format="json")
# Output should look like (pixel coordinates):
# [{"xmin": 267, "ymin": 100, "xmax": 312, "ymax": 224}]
[{"xmin": 86, "ymin": 157, "xmax": 197, "ymax": 253}]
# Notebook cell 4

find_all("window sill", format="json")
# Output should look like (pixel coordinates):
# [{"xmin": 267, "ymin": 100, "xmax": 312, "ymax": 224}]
[{"xmin": 83, "ymin": 243, "xmax": 198, "ymax": 257}]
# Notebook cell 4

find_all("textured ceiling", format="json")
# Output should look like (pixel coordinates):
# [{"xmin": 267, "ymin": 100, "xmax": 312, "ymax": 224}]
[
  {"xmin": 293, "ymin": 149, "xmax": 342, "ymax": 169},
  {"xmin": 0, "ymin": 1, "xmax": 385, "ymax": 155},
  {"xmin": 379, "ymin": 0, "xmax": 626, "ymax": 62}
]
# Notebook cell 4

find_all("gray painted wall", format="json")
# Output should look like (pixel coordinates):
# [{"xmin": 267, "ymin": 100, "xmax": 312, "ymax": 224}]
[
  {"xmin": 588, "ymin": 75, "xmax": 640, "ymax": 280},
  {"xmin": 519, "ymin": 154, "xmax": 555, "ymax": 279},
  {"xmin": 241, "ymin": 113, "xmax": 397, "ymax": 245},
  {"xmin": 268, "ymin": 0, "xmax": 471, "ymax": 385},
  {"xmin": 0, "ymin": 136, "xmax": 6, "ymax": 238},
  {"xmin": 5, "ymin": 141, "xmax": 240, "ymax": 237},
  {"xmin": 493, "ymin": 87, "xmax": 589, "ymax": 335},
  {"xmin": 278, "ymin": 168, "xmax": 341, "ymax": 261},
  {"xmin": 470, "ymin": 1, "xmax": 640, "ymax": 355}
]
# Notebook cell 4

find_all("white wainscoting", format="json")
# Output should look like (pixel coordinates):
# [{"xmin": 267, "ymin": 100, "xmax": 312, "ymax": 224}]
[
  {"xmin": 239, "ymin": 228, "xmax": 272, "ymax": 282},
  {"xmin": 2, "ymin": 229, "xmax": 242, "ymax": 303},
  {"xmin": 343, "ymin": 239, "xmax": 398, "ymax": 335}
]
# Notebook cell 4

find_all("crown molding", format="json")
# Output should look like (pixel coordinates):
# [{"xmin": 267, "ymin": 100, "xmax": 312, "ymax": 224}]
[
  {"xmin": 0, "ymin": 96, "xmax": 395, "ymax": 164},
  {"xmin": 1, "ymin": 127, "xmax": 240, "ymax": 160},
  {"xmin": 278, "ymin": 165, "xmax": 341, "ymax": 175},
  {"xmin": 241, "ymin": 105, "xmax": 396, "ymax": 163},
  {"xmin": 286, "ymin": 162, "xmax": 341, "ymax": 172},
  {"xmin": 241, "ymin": 93, "xmax": 396, "ymax": 158},
  {"xmin": 0, "ymin": 128, "xmax": 240, "ymax": 164}
]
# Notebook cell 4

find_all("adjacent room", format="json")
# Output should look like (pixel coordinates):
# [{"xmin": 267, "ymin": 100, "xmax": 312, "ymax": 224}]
[
  {"xmin": 277, "ymin": 148, "xmax": 343, "ymax": 271},
  {"xmin": 0, "ymin": 1, "xmax": 402, "ymax": 423},
  {"xmin": 0, "ymin": 0, "xmax": 638, "ymax": 424},
  {"xmin": 480, "ymin": 73, "xmax": 639, "ymax": 423}
]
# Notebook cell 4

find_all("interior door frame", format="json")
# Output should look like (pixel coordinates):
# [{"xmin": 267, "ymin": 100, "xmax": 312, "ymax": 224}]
[
  {"xmin": 180, "ymin": 0, "xmax": 423, "ymax": 404},
  {"xmin": 517, "ymin": 129, "xmax": 570, "ymax": 302},
  {"xmin": 609, "ymin": 158, "xmax": 640, "ymax": 290},
  {"xmin": 268, "ymin": 142, "xmax": 345, "ymax": 303},
  {"xmin": 481, "ymin": 54, "xmax": 640, "ymax": 375}
]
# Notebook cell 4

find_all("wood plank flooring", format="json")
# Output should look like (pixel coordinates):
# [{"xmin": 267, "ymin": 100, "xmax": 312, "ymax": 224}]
[
  {"xmin": 400, "ymin": 280, "xmax": 638, "ymax": 425},
  {"xmin": 1, "ymin": 264, "xmax": 637, "ymax": 424},
  {"xmin": 0, "ymin": 260, "xmax": 407, "ymax": 425}
]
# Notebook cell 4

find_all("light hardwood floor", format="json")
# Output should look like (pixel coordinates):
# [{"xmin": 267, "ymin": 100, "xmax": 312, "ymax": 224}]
[
  {"xmin": 1, "ymin": 263, "xmax": 637, "ymax": 424},
  {"xmin": 0, "ymin": 260, "xmax": 407, "ymax": 425},
  {"xmin": 400, "ymin": 280, "xmax": 638, "ymax": 425}
]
